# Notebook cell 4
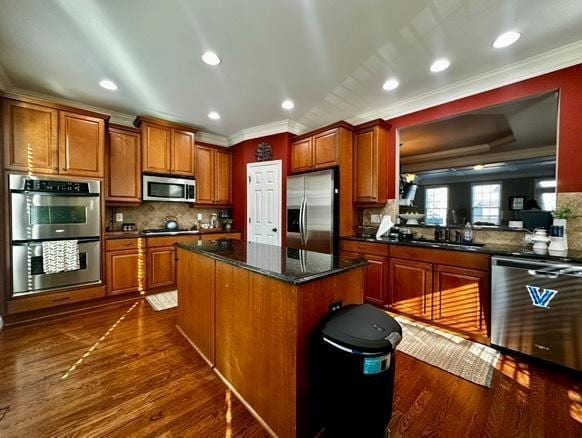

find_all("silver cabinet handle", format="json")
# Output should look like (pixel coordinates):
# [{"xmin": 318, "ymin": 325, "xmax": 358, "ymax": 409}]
[{"xmin": 527, "ymin": 269, "xmax": 559, "ymax": 279}]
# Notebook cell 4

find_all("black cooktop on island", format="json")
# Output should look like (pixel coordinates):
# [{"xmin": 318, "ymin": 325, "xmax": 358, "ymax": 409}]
[
  {"xmin": 141, "ymin": 228, "xmax": 199, "ymax": 235},
  {"xmin": 176, "ymin": 240, "xmax": 367, "ymax": 285}
]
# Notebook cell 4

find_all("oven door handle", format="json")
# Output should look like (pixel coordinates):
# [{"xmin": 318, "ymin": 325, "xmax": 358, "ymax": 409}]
[{"xmin": 12, "ymin": 237, "xmax": 100, "ymax": 246}]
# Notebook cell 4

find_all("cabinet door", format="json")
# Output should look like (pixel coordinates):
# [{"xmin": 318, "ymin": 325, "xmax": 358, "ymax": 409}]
[
  {"xmin": 354, "ymin": 127, "xmax": 377, "ymax": 202},
  {"xmin": 142, "ymin": 123, "xmax": 171, "ymax": 174},
  {"xmin": 107, "ymin": 127, "xmax": 141, "ymax": 203},
  {"xmin": 313, "ymin": 128, "xmax": 338, "ymax": 168},
  {"xmin": 343, "ymin": 251, "xmax": 388, "ymax": 306},
  {"xmin": 59, "ymin": 111, "xmax": 105, "ymax": 177},
  {"xmin": 147, "ymin": 246, "xmax": 176, "ymax": 290},
  {"xmin": 195, "ymin": 144, "xmax": 214, "ymax": 204},
  {"xmin": 3, "ymin": 100, "xmax": 58, "ymax": 174},
  {"xmin": 389, "ymin": 258, "xmax": 432, "ymax": 319},
  {"xmin": 291, "ymin": 138, "xmax": 313, "ymax": 173},
  {"xmin": 214, "ymin": 149, "xmax": 231, "ymax": 204},
  {"xmin": 433, "ymin": 265, "xmax": 489, "ymax": 337},
  {"xmin": 171, "ymin": 128, "xmax": 195, "ymax": 176},
  {"xmin": 106, "ymin": 249, "xmax": 145, "ymax": 295}
]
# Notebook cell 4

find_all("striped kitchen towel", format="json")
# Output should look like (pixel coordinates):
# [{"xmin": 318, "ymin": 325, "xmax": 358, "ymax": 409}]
[{"xmin": 42, "ymin": 240, "xmax": 80, "ymax": 274}]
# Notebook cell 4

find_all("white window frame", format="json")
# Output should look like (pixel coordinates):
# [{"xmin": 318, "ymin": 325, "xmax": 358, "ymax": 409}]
[
  {"xmin": 471, "ymin": 182, "xmax": 502, "ymax": 225},
  {"xmin": 535, "ymin": 178, "xmax": 557, "ymax": 211},
  {"xmin": 424, "ymin": 185, "xmax": 449, "ymax": 226}
]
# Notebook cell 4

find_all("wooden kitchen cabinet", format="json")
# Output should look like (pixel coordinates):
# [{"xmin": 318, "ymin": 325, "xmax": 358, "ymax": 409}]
[
  {"xmin": 313, "ymin": 128, "xmax": 339, "ymax": 168},
  {"xmin": 194, "ymin": 144, "xmax": 232, "ymax": 205},
  {"xmin": 433, "ymin": 265, "xmax": 489, "ymax": 337},
  {"xmin": 147, "ymin": 246, "xmax": 177, "ymax": 290},
  {"xmin": 106, "ymin": 238, "xmax": 145, "ymax": 295},
  {"xmin": 2, "ymin": 96, "xmax": 108, "ymax": 177},
  {"xmin": 354, "ymin": 119, "xmax": 389, "ymax": 205},
  {"xmin": 291, "ymin": 137, "xmax": 312, "ymax": 172},
  {"xmin": 340, "ymin": 240, "xmax": 390, "ymax": 306},
  {"xmin": 136, "ymin": 116, "xmax": 196, "ymax": 176},
  {"xmin": 3, "ymin": 99, "xmax": 58, "ymax": 174},
  {"xmin": 106, "ymin": 125, "xmax": 141, "ymax": 203},
  {"xmin": 58, "ymin": 111, "xmax": 105, "ymax": 177},
  {"xmin": 389, "ymin": 258, "xmax": 433, "ymax": 319}
]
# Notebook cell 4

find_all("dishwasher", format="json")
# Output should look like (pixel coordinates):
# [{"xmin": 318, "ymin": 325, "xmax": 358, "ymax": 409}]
[{"xmin": 491, "ymin": 256, "xmax": 582, "ymax": 371}]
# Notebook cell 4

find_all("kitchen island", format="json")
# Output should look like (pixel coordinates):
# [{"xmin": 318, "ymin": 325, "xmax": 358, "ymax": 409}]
[{"xmin": 176, "ymin": 240, "xmax": 366, "ymax": 437}]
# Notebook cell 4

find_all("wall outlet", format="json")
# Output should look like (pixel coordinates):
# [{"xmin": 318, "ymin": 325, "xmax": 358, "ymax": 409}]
[
  {"xmin": 115, "ymin": 212, "xmax": 123, "ymax": 222},
  {"xmin": 197, "ymin": 213, "xmax": 203, "ymax": 221}
]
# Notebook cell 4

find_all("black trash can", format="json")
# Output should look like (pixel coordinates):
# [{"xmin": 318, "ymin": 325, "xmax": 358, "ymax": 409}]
[{"xmin": 318, "ymin": 304, "xmax": 402, "ymax": 437}]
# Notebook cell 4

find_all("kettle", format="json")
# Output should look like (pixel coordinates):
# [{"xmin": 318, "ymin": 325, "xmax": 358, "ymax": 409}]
[{"xmin": 164, "ymin": 216, "xmax": 179, "ymax": 230}]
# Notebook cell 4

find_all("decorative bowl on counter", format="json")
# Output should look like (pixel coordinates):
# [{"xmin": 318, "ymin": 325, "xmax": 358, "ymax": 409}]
[{"xmin": 398, "ymin": 213, "xmax": 425, "ymax": 225}]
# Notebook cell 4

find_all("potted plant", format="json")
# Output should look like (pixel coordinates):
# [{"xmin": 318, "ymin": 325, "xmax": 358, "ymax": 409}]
[
  {"xmin": 553, "ymin": 205, "xmax": 575, "ymax": 229},
  {"xmin": 224, "ymin": 218, "xmax": 233, "ymax": 232}
]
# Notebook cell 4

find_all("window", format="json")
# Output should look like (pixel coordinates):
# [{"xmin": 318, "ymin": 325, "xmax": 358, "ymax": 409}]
[
  {"xmin": 536, "ymin": 179, "xmax": 556, "ymax": 211},
  {"xmin": 425, "ymin": 186, "xmax": 448, "ymax": 225},
  {"xmin": 472, "ymin": 183, "xmax": 501, "ymax": 225}
]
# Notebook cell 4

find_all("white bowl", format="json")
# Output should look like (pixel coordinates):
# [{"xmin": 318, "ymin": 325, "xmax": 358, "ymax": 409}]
[{"xmin": 399, "ymin": 213, "xmax": 425, "ymax": 225}]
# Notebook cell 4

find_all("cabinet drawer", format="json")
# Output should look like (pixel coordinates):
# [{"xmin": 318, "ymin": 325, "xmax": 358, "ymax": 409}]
[
  {"xmin": 106, "ymin": 238, "xmax": 141, "ymax": 251},
  {"xmin": 390, "ymin": 245, "xmax": 489, "ymax": 271},
  {"xmin": 7, "ymin": 285, "xmax": 106, "ymax": 314},
  {"xmin": 340, "ymin": 240, "xmax": 390, "ymax": 257},
  {"xmin": 146, "ymin": 235, "xmax": 200, "ymax": 248},
  {"xmin": 200, "ymin": 232, "xmax": 241, "ymax": 241}
]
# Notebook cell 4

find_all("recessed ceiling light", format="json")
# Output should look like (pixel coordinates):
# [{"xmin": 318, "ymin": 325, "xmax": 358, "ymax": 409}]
[
  {"xmin": 201, "ymin": 51, "xmax": 221, "ymax": 66},
  {"xmin": 99, "ymin": 79, "xmax": 118, "ymax": 90},
  {"xmin": 208, "ymin": 111, "xmax": 220, "ymax": 120},
  {"xmin": 430, "ymin": 58, "xmax": 450, "ymax": 73},
  {"xmin": 382, "ymin": 78, "xmax": 399, "ymax": 91},
  {"xmin": 281, "ymin": 100, "xmax": 294, "ymax": 110},
  {"xmin": 492, "ymin": 31, "xmax": 521, "ymax": 49},
  {"xmin": 473, "ymin": 164, "xmax": 485, "ymax": 171}
]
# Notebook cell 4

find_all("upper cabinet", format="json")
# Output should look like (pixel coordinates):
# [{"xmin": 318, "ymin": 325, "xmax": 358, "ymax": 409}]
[
  {"xmin": 2, "ymin": 97, "xmax": 107, "ymax": 177},
  {"xmin": 58, "ymin": 111, "xmax": 105, "ymax": 177},
  {"xmin": 291, "ymin": 124, "xmax": 352, "ymax": 173},
  {"xmin": 354, "ymin": 119, "xmax": 390, "ymax": 206},
  {"xmin": 194, "ymin": 144, "xmax": 231, "ymax": 205},
  {"xmin": 106, "ymin": 125, "xmax": 142, "ymax": 204},
  {"xmin": 135, "ymin": 116, "xmax": 196, "ymax": 177}
]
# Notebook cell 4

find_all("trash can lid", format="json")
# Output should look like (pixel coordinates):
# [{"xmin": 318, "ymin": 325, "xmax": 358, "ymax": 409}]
[{"xmin": 321, "ymin": 304, "xmax": 402, "ymax": 354}]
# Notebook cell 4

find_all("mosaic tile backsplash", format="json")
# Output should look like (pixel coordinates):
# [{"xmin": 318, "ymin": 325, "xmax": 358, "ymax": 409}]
[{"xmin": 106, "ymin": 203, "xmax": 226, "ymax": 231}]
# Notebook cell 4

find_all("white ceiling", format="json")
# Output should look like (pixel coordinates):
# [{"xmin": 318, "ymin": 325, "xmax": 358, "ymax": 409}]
[{"xmin": 0, "ymin": 0, "xmax": 581, "ymax": 145}]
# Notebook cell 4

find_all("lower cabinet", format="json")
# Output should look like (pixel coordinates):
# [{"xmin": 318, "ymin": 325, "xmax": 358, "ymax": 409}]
[
  {"xmin": 106, "ymin": 238, "xmax": 145, "ymax": 296},
  {"xmin": 147, "ymin": 246, "xmax": 177, "ymax": 290},
  {"xmin": 389, "ymin": 258, "xmax": 432, "ymax": 319}
]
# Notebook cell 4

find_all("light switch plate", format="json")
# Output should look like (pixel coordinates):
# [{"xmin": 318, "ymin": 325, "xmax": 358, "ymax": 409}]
[
  {"xmin": 115, "ymin": 213, "xmax": 123, "ymax": 222},
  {"xmin": 370, "ymin": 214, "xmax": 381, "ymax": 224}
]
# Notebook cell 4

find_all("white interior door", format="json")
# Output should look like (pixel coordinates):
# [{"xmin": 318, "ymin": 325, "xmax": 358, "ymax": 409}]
[{"xmin": 247, "ymin": 160, "xmax": 282, "ymax": 246}]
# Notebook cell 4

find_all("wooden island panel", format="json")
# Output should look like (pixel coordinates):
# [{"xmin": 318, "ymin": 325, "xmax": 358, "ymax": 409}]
[{"xmin": 176, "ymin": 246, "xmax": 366, "ymax": 438}]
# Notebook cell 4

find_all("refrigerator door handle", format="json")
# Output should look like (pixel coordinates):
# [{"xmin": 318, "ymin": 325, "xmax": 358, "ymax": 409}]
[
  {"xmin": 302, "ymin": 197, "xmax": 308, "ymax": 245},
  {"xmin": 299, "ymin": 197, "xmax": 305, "ymax": 246}
]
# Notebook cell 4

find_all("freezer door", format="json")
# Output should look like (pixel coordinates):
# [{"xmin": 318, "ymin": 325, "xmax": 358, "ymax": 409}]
[
  {"xmin": 304, "ymin": 170, "xmax": 334, "ymax": 254},
  {"xmin": 491, "ymin": 257, "xmax": 582, "ymax": 371},
  {"xmin": 286, "ymin": 174, "xmax": 305, "ymax": 250}
]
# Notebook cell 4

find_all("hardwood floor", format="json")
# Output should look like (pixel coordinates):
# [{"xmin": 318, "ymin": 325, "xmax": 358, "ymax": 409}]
[{"xmin": 0, "ymin": 300, "xmax": 580, "ymax": 437}]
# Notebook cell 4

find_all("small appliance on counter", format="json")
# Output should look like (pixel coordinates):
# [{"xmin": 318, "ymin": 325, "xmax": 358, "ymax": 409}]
[
  {"xmin": 122, "ymin": 223, "xmax": 137, "ymax": 231},
  {"xmin": 163, "ymin": 216, "xmax": 179, "ymax": 230},
  {"xmin": 398, "ymin": 227, "xmax": 414, "ymax": 242}
]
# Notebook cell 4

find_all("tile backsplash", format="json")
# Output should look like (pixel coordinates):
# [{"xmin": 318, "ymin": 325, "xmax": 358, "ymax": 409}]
[{"xmin": 106, "ymin": 202, "xmax": 227, "ymax": 231}]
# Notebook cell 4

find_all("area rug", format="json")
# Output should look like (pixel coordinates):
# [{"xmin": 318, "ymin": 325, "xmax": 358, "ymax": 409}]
[
  {"xmin": 146, "ymin": 290, "xmax": 177, "ymax": 311},
  {"xmin": 392, "ymin": 315, "xmax": 500, "ymax": 387}
]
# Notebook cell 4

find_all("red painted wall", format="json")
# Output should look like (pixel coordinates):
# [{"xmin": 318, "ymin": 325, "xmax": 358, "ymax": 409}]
[
  {"xmin": 385, "ymin": 64, "xmax": 582, "ymax": 198},
  {"xmin": 230, "ymin": 132, "xmax": 294, "ymax": 240}
]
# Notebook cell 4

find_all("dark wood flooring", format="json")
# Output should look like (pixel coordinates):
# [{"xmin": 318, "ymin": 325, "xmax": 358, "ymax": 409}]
[{"xmin": 0, "ymin": 300, "xmax": 580, "ymax": 437}]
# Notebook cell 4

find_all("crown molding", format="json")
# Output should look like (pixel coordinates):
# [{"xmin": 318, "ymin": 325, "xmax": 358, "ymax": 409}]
[
  {"xmin": 347, "ymin": 40, "xmax": 582, "ymax": 125},
  {"xmin": 197, "ymin": 131, "xmax": 228, "ymax": 147},
  {"xmin": 227, "ymin": 119, "xmax": 306, "ymax": 146}
]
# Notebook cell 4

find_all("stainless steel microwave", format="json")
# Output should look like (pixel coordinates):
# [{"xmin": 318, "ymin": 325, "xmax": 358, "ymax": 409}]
[{"xmin": 142, "ymin": 175, "xmax": 196, "ymax": 203}]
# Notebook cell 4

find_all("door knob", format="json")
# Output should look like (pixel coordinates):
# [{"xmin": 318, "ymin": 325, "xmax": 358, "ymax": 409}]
[{"xmin": 272, "ymin": 227, "xmax": 278, "ymax": 232}]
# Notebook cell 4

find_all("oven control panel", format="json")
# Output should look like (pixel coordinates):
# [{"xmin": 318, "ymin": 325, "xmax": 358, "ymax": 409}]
[{"xmin": 24, "ymin": 179, "xmax": 90, "ymax": 193}]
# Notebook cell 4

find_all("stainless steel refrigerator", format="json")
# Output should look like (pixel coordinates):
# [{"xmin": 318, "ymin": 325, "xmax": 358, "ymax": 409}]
[{"xmin": 287, "ymin": 169, "xmax": 338, "ymax": 254}]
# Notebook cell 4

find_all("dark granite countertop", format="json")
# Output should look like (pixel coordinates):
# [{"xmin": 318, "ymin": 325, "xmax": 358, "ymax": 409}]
[
  {"xmin": 177, "ymin": 240, "xmax": 368, "ymax": 285},
  {"xmin": 105, "ymin": 229, "xmax": 241, "ymax": 239},
  {"xmin": 342, "ymin": 236, "xmax": 582, "ymax": 263}
]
